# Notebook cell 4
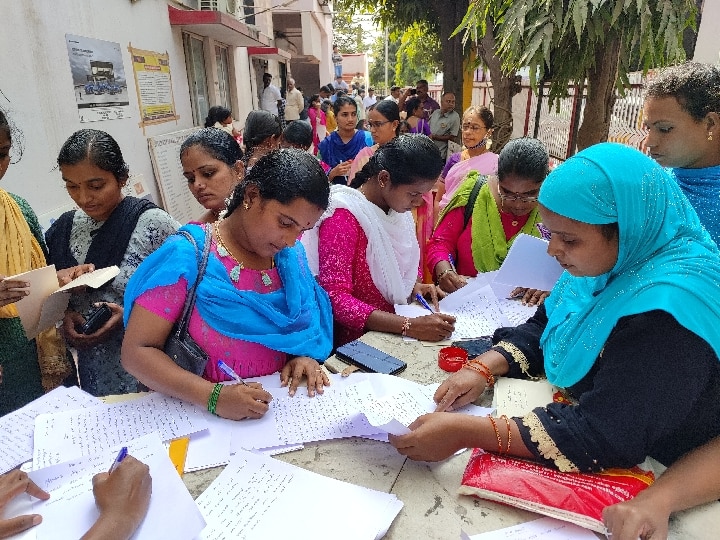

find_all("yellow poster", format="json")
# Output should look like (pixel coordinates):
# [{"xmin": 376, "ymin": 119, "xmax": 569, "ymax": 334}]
[{"xmin": 129, "ymin": 45, "xmax": 179, "ymax": 125}]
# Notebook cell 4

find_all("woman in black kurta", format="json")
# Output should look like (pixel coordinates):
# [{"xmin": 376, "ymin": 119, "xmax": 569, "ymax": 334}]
[{"xmin": 389, "ymin": 143, "xmax": 720, "ymax": 472}]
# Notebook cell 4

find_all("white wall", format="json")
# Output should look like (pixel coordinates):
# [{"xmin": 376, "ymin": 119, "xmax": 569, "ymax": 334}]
[
  {"xmin": 694, "ymin": 0, "xmax": 720, "ymax": 64},
  {"xmin": 0, "ymin": 1, "xmax": 195, "ymax": 222}
]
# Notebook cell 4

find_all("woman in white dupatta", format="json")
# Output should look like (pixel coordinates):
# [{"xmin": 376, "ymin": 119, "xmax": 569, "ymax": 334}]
[{"xmin": 302, "ymin": 135, "xmax": 456, "ymax": 347}]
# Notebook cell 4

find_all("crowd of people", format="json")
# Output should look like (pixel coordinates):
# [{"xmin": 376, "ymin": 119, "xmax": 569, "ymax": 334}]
[{"xmin": 2, "ymin": 60, "xmax": 720, "ymax": 539}]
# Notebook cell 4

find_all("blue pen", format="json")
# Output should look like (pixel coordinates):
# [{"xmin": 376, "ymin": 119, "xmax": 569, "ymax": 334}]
[
  {"xmin": 109, "ymin": 446, "xmax": 128, "ymax": 474},
  {"xmin": 217, "ymin": 360, "xmax": 248, "ymax": 386},
  {"xmin": 415, "ymin": 293, "xmax": 435, "ymax": 313},
  {"xmin": 448, "ymin": 253, "xmax": 457, "ymax": 272}
]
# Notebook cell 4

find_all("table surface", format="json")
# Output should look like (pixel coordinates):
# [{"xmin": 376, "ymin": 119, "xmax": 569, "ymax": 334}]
[{"xmin": 182, "ymin": 331, "xmax": 720, "ymax": 539}]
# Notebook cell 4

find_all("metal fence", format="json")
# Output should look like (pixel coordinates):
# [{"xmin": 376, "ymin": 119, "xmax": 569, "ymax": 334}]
[{"xmin": 474, "ymin": 73, "xmax": 648, "ymax": 162}]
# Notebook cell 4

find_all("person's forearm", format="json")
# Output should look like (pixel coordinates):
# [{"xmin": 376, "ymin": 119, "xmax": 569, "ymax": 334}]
[
  {"xmin": 81, "ymin": 512, "xmax": 139, "ymax": 540},
  {"xmin": 643, "ymin": 436, "xmax": 720, "ymax": 513},
  {"xmin": 460, "ymin": 416, "xmax": 533, "ymax": 459}
]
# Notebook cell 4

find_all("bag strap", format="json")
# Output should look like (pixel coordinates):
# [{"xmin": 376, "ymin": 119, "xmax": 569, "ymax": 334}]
[
  {"xmin": 175, "ymin": 224, "xmax": 213, "ymax": 337},
  {"xmin": 463, "ymin": 175, "xmax": 487, "ymax": 230}
]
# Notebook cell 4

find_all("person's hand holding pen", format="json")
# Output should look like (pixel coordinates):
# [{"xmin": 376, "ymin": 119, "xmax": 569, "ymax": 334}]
[
  {"xmin": 401, "ymin": 286, "xmax": 456, "ymax": 342},
  {"xmin": 214, "ymin": 360, "xmax": 272, "ymax": 420},
  {"xmin": 81, "ymin": 453, "xmax": 151, "ymax": 540}
]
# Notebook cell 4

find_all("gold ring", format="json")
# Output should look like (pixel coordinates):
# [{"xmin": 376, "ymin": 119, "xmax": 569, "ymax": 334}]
[{"xmin": 315, "ymin": 369, "xmax": 323, "ymax": 372}]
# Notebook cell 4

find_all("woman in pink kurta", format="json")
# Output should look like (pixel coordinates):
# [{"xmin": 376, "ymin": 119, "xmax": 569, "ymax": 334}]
[
  {"xmin": 134, "ymin": 249, "xmax": 286, "ymax": 381},
  {"xmin": 303, "ymin": 135, "xmax": 456, "ymax": 347}
]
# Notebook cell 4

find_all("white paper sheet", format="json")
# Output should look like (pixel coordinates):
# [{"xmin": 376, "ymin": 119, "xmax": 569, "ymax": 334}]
[
  {"xmin": 8, "ymin": 265, "xmax": 119, "ymax": 338},
  {"xmin": 32, "ymin": 393, "xmax": 209, "ymax": 468},
  {"xmin": 465, "ymin": 516, "xmax": 599, "ymax": 539},
  {"xmin": 493, "ymin": 378, "xmax": 557, "ymax": 418},
  {"xmin": 228, "ymin": 381, "xmax": 381, "ymax": 451},
  {"xmin": 0, "ymin": 386, "xmax": 101, "ymax": 474},
  {"xmin": 195, "ymin": 449, "xmax": 402, "ymax": 540},
  {"xmin": 21, "ymin": 433, "xmax": 205, "ymax": 540},
  {"xmin": 397, "ymin": 281, "xmax": 511, "ymax": 341},
  {"xmin": 184, "ymin": 412, "xmax": 233, "ymax": 472},
  {"xmin": 493, "ymin": 234, "xmax": 563, "ymax": 292}
]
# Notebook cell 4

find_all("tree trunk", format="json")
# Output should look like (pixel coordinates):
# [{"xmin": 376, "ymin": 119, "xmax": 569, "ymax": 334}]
[
  {"xmin": 478, "ymin": 17, "xmax": 515, "ymax": 152},
  {"xmin": 433, "ymin": 0, "xmax": 469, "ymax": 110},
  {"xmin": 576, "ymin": 31, "xmax": 622, "ymax": 151}
]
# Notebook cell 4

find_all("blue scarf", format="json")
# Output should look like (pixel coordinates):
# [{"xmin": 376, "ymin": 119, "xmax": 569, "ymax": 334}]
[
  {"xmin": 124, "ymin": 224, "xmax": 333, "ymax": 361},
  {"xmin": 671, "ymin": 165, "xmax": 720, "ymax": 248},
  {"xmin": 539, "ymin": 143, "xmax": 720, "ymax": 387},
  {"xmin": 318, "ymin": 130, "xmax": 372, "ymax": 167}
]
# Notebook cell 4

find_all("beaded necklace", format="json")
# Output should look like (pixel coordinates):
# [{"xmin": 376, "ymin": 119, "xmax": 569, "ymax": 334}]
[{"xmin": 214, "ymin": 221, "xmax": 274, "ymax": 286}]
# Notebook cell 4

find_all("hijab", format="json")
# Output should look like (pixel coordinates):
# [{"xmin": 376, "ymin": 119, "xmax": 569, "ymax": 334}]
[{"xmin": 539, "ymin": 143, "xmax": 720, "ymax": 387}]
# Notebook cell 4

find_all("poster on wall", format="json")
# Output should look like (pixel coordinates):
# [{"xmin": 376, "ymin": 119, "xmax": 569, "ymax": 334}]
[
  {"xmin": 65, "ymin": 34, "xmax": 131, "ymax": 123},
  {"xmin": 129, "ymin": 45, "xmax": 180, "ymax": 126}
]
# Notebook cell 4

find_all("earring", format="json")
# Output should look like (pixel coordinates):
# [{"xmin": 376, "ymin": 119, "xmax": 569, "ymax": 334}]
[
  {"xmin": 379, "ymin": 181, "xmax": 385, "ymax": 188},
  {"xmin": 709, "ymin": 132, "xmax": 714, "ymax": 141},
  {"xmin": 243, "ymin": 202, "xmax": 250, "ymax": 210}
]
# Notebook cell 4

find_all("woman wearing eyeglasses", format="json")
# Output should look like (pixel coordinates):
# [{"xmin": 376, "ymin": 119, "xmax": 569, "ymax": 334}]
[
  {"xmin": 427, "ymin": 138, "xmax": 549, "ymax": 300},
  {"xmin": 348, "ymin": 100, "xmax": 401, "ymax": 184},
  {"xmin": 436, "ymin": 106, "xmax": 499, "ymax": 213}
]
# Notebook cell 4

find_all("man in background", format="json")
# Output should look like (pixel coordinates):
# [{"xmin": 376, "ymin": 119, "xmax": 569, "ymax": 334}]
[
  {"xmin": 384, "ymin": 86, "xmax": 401, "ymax": 103},
  {"xmin": 398, "ymin": 79, "xmax": 439, "ymax": 121},
  {"xmin": 332, "ymin": 45, "xmax": 343, "ymax": 79},
  {"xmin": 334, "ymin": 75, "xmax": 349, "ymax": 92},
  {"xmin": 429, "ymin": 92, "xmax": 460, "ymax": 160},
  {"xmin": 260, "ymin": 73, "xmax": 282, "ymax": 116},
  {"xmin": 363, "ymin": 87, "xmax": 377, "ymax": 111},
  {"xmin": 354, "ymin": 90, "xmax": 366, "ymax": 130},
  {"xmin": 284, "ymin": 78, "xmax": 304, "ymax": 123}
]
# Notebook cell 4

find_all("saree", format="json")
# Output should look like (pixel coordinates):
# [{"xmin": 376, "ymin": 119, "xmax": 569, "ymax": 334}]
[{"xmin": 439, "ymin": 151, "xmax": 499, "ymax": 209}]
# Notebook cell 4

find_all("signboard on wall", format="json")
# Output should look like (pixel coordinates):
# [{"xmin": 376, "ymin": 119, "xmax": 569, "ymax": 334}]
[
  {"xmin": 147, "ymin": 127, "xmax": 204, "ymax": 224},
  {"xmin": 129, "ymin": 45, "xmax": 180, "ymax": 127},
  {"xmin": 65, "ymin": 34, "xmax": 131, "ymax": 123}
]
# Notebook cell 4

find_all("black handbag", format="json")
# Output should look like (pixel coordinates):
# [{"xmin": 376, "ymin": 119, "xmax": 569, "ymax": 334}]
[{"xmin": 163, "ymin": 225, "xmax": 212, "ymax": 376}]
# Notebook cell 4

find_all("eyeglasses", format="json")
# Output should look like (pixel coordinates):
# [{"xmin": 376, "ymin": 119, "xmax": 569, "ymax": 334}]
[
  {"xmin": 497, "ymin": 184, "xmax": 539, "ymax": 203},
  {"xmin": 366, "ymin": 120, "xmax": 391, "ymax": 130},
  {"xmin": 461, "ymin": 124, "xmax": 487, "ymax": 132}
]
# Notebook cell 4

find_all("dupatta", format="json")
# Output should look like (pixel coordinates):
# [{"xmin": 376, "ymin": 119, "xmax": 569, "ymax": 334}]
[
  {"xmin": 540, "ymin": 143, "xmax": 720, "ymax": 388},
  {"xmin": 439, "ymin": 151, "xmax": 499, "ymax": 209}
]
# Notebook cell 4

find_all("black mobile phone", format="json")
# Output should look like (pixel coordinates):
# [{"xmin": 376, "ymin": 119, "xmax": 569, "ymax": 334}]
[
  {"xmin": 334, "ymin": 339, "xmax": 407, "ymax": 376},
  {"xmin": 80, "ymin": 304, "xmax": 112, "ymax": 335},
  {"xmin": 409, "ymin": 88, "xmax": 417, "ymax": 95}
]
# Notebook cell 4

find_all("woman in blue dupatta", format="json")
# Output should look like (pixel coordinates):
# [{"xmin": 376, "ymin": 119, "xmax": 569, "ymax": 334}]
[
  {"xmin": 318, "ymin": 95, "xmax": 373, "ymax": 184},
  {"xmin": 122, "ymin": 149, "xmax": 333, "ymax": 421},
  {"xmin": 390, "ymin": 143, "xmax": 720, "ymax": 472}
]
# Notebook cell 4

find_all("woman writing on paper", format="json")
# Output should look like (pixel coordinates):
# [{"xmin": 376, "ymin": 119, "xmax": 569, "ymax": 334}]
[
  {"xmin": 122, "ymin": 149, "xmax": 333, "ymax": 420},
  {"xmin": 427, "ymin": 138, "xmax": 550, "ymax": 304},
  {"xmin": 45, "ymin": 129, "xmax": 179, "ymax": 396},
  {"xmin": 390, "ymin": 143, "xmax": 720, "ymax": 473},
  {"xmin": 303, "ymin": 135, "xmax": 455, "ymax": 347},
  {"xmin": 0, "ymin": 111, "xmax": 94, "ymax": 414},
  {"xmin": 182, "ymin": 128, "xmax": 244, "ymax": 224}
]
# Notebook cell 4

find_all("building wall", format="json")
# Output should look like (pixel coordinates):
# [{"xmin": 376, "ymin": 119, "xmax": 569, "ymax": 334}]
[
  {"xmin": 0, "ymin": 0, "xmax": 279, "ymax": 225},
  {"xmin": 0, "ymin": 1, "xmax": 196, "ymax": 221},
  {"xmin": 693, "ymin": 0, "xmax": 720, "ymax": 64}
]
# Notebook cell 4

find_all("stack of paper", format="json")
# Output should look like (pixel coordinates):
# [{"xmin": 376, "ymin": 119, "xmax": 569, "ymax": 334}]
[{"xmin": 195, "ymin": 449, "xmax": 403, "ymax": 540}]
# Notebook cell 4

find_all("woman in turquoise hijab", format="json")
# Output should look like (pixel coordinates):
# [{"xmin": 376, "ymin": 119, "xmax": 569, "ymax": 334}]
[{"xmin": 389, "ymin": 143, "xmax": 720, "ymax": 472}]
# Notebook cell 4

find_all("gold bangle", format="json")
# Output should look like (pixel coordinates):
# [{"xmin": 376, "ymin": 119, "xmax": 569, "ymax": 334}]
[
  {"xmin": 501, "ymin": 415, "xmax": 512, "ymax": 455},
  {"xmin": 435, "ymin": 268, "xmax": 455, "ymax": 283},
  {"xmin": 401, "ymin": 317, "xmax": 411, "ymax": 336},
  {"xmin": 487, "ymin": 415, "xmax": 502, "ymax": 454}
]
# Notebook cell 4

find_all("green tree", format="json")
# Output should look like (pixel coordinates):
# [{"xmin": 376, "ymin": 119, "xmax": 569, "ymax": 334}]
[
  {"xmin": 335, "ymin": 0, "xmax": 470, "ymax": 110},
  {"xmin": 459, "ymin": 0, "xmax": 698, "ymax": 150},
  {"xmin": 332, "ymin": 9, "xmax": 366, "ymax": 53}
]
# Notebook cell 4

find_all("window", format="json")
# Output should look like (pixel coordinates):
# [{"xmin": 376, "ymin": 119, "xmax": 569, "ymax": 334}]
[
  {"xmin": 183, "ymin": 33, "xmax": 210, "ymax": 126},
  {"xmin": 215, "ymin": 45, "xmax": 232, "ymax": 109},
  {"xmin": 243, "ymin": 0, "xmax": 255, "ymax": 25}
]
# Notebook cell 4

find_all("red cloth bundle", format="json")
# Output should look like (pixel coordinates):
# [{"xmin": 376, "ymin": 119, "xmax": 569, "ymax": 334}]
[{"xmin": 459, "ymin": 449, "xmax": 655, "ymax": 533}]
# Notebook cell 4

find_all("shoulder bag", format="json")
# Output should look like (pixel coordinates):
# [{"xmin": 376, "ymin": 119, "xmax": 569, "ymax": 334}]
[{"xmin": 163, "ymin": 225, "xmax": 212, "ymax": 376}]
